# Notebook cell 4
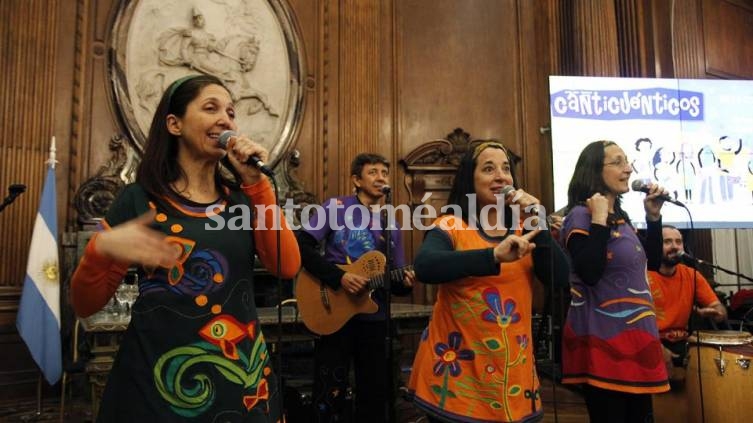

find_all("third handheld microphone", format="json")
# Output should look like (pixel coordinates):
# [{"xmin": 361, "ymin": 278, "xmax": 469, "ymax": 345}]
[
  {"xmin": 631, "ymin": 180, "xmax": 685, "ymax": 207},
  {"xmin": 217, "ymin": 131, "xmax": 275, "ymax": 177}
]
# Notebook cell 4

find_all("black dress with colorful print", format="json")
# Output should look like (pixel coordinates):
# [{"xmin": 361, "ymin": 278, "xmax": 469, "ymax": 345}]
[{"xmin": 96, "ymin": 184, "xmax": 281, "ymax": 422}]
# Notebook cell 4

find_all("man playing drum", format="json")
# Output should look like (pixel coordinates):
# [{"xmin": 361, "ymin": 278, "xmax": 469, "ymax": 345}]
[
  {"xmin": 648, "ymin": 225, "xmax": 728, "ymax": 422},
  {"xmin": 649, "ymin": 225, "xmax": 727, "ymax": 374}
]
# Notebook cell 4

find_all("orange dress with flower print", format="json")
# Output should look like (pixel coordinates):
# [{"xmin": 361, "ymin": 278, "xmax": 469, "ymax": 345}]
[{"xmin": 408, "ymin": 215, "xmax": 542, "ymax": 422}]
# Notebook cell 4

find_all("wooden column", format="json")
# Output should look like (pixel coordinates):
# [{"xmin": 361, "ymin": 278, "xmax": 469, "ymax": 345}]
[{"xmin": 573, "ymin": 0, "xmax": 620, "ymax": 76}]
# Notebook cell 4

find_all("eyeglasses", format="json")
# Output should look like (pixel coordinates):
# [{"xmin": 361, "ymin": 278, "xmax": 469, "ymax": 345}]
[{"xmin": 603, "ymin": 158, "xmax": 630, "ymax": 168}]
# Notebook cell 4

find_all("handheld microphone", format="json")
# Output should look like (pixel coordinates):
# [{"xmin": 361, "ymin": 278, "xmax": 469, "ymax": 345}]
[
  {"xmin": 631, "ymin": 180, "xmax": 685, "ymax": 206},
  {"xmin": 380, "ymin": 185, "xmax": 391, "ymax": 194},
  {"xmin": 217, "ymin": 130, "xmax": 275, "ymax": 177},
  {"xmin": 501, "ymin": 185, "xmax": 542, "ymax": 216}
]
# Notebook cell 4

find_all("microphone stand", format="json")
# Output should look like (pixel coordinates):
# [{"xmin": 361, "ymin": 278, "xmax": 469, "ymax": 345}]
[
  {"xmin": 0, "ymin": 184, "xmax": 26, "ymax": 213},
  {"xmin": 381, "ymin": 188, "xmax": 394, "ymax": 423},
  {"xmin": 688, "ymin": 258, "xmax": 753, "ymax": 286},
  {"xmin": 270, "ymin": 176, "xmax": 286, "ymax": 421}
]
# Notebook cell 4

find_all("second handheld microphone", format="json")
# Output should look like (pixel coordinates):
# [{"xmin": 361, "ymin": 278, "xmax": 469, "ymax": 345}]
[
  {"xmin": 217, "ymin": 130, "xmax": 275, "ymax": 177},
  {"xmin": 631, "ymin": 180, "xmax": 685, "ymax": 207}
]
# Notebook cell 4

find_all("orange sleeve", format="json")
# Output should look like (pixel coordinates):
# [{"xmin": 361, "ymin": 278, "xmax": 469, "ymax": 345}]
[
  {"xmin": 69, "ymin": 232, "xmax": 130, "ymax": 318},
  {"xmin": 241, "ymin": 178, "xmax": 301, "ymax": 279}
]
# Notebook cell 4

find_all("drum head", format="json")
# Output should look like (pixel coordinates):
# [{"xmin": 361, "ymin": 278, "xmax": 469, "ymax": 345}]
[{"xmin": 688, "ymin": 330, "xmax": 753, "ymax": 346}]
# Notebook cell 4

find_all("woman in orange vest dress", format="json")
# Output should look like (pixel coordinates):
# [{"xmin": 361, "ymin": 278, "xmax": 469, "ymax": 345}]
[{"xmin": 408, "ymin": 141, "xmax": 569, "ymax": 422}]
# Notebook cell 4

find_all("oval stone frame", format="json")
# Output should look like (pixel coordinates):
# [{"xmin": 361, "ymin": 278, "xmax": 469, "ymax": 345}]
[{"xmin": 108, "ymin": 0, "xmax": 305, "ymax": 168}]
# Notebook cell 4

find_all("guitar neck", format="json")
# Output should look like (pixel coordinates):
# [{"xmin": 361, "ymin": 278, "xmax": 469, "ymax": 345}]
[{"xmin": 368, "ymin": 266, "xmax": 413, "ymax": 290}]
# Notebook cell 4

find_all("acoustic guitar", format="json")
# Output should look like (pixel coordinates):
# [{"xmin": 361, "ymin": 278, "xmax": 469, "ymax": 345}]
[{"xmin": 295, "ymin": 250, "xmax": 413, "ymax": 335}]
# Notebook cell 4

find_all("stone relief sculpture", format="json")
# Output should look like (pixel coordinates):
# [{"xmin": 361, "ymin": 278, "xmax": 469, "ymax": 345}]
[
  {"xmin": 154, "ymin": 7, "xmax": 277, "ymax": 117},
  {"xmin": 110, "ymin": 0, "xmax": 304, "ymax": 166}
]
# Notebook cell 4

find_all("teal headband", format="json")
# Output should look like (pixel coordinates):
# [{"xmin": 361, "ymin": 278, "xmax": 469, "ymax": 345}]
[{"xmin": 167, "ymin": 74, "xmax": 201, "ymax": 104}]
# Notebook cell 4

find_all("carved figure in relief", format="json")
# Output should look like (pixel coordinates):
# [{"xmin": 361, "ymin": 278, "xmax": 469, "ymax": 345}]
[{"xmin": 149, "ymin": 7, "xmax": 277, "ymax": 117}]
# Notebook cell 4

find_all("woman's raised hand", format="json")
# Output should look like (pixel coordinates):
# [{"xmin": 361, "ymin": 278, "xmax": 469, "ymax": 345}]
[
  {"xmin": 493, "ymin": 229, "xmax": 540, "ymax": 263},
  {"xmin": 94, "ymin": 210, "xmax": 180, "ymax": 268},
  {"xmin": 586, "ymin": 193, "xmax": 609, "ymax": 226}
]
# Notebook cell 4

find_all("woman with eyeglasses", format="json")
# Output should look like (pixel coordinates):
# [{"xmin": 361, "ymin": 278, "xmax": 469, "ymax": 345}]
[
  {"xmin": 559, "ymin": 140, "xmax": 670, "ymax": 422},
  {"xmin": 407, "ymin": 141, "xmax": 569, "ymax": 422}
]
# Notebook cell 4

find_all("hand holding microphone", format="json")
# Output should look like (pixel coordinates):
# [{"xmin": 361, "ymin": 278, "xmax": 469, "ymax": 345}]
[
  {"xmin": 500, "ymin": 185, "xmax": 542, "ymax": 217},
  {"xmin": 631, "ymin": 180, "xmax": 684, "ymax": 211},
  {"xmin": 631, "ymin": 180, "xmax": 677, "ymax": 220},
  {"xmin": 217, "ymin": 130, "xmax": 275, "ymax": 179}
]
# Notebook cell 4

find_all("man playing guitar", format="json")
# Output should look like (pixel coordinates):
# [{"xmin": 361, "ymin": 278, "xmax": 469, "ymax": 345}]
[{"xmin": 295, "ymin": 153, "xmax": 415, "ymax": 422}]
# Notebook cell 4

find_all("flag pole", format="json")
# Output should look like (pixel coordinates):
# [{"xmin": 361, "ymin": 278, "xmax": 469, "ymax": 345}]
[
  {"xmin": 14, "ymin": 136, "xmax": 62, "ymax": 421},
  {"xmin": 36, "ymin": 371, "xmax": 43, "ymax": 416},
  {"xmin": 47, "ymin": 136, "xmax": 57, "ymax": 169}
]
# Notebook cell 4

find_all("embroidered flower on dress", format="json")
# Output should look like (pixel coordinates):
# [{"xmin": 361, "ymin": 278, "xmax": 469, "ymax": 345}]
[
  {"xmin": 481, "ymin": 287, "xmax": 521, "ymax": 327},
  {"xmin": 432, "ymin": 331, "xmax": 475, "ymax": 377}
]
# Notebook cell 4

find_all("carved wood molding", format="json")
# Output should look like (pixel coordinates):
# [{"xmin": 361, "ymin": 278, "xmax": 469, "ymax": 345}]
[
  {"xmin": 276, "ymin": 149, "xmax": 317, "ymax": 227},
  {"xmin": 321, "ymin": 0, "xmax": 332, "ymax": 194},
  {"xmin": 73, "ymin": 135, "xmax": 136, "ymax": 225},
  {"xmin": 67, "ymin": 0, "xmax": 90, "ymax": 230},
  {"xmin": 399, "ymin": 128, "xmax": 472, "ymax": 208}
]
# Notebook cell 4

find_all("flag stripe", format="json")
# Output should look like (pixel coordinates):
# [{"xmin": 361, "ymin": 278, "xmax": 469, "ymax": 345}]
[
  {"xmin": 38, "ymin": 167, "xmax": 57, "ymax": 234},
  {"xmin": 17, "ymin": 275, "xmax": 62, "ymax": 384},
  {"xmin": 16, "ymin": 166, "xmax": 61, "ymax": 385},
  {"xmin": 23, "ymin": 213, "xmax": 60, "ymax": 320}
]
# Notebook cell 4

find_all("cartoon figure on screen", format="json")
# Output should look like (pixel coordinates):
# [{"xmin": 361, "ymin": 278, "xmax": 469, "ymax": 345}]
[
  {"xmin": 676, "ymin": 141, "xmax": 696, "ymax": 203},
  {"xmin": 631, "ymin": 137, "xmax": 655, "ymax": 185},
  {"xmin": 715, "ymin": 136, "xmax": 743, "ymax": 202},
  {"xmin": 652, "ymin": 147, "xmax": 678, "ymax": 201},
  {"xmin": 697, "ymin": 145, "xmax": 719, "ymax": 205}
]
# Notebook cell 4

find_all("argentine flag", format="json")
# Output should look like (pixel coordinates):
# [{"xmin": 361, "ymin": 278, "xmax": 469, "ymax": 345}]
[{"xmin": 16, "ymin": 162, "xmax": 62, "ymax": 385}]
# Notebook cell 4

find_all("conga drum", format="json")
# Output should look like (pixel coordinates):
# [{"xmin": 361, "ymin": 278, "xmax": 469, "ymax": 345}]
[{"xmin": 686, "ymin": 330, "xmax": 753, "ymax": 423}]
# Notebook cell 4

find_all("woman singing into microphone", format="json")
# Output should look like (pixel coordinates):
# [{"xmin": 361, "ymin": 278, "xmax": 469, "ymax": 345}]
[
  {"xmin": 408, "ymin": 141, "xmax": 569, "ymax": 422},
  {"xmin": 559, "ymin": 140, "xmax": 670, "ymax": 422},
  {"xmin": 70, "ymin": 74, "xmax": 300, "ymax": 421}
]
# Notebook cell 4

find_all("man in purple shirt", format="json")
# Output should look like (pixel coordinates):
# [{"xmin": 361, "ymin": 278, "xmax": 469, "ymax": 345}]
[{"xmin": 296, "ymin": 153, "xmax": 415, "ymax": 422}]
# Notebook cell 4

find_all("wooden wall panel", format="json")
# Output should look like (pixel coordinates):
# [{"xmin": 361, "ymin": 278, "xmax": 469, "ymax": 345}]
[
  {"xmin": 615, "ymin": 0, "xmax": 652, "ymax": 77},
  {"xmin": 573, "ymin": 0, "xmax": 620, "ymax": 76},
  {"xmin": 396, "ymin": 0, "xmax": 522, "ymax": 157},
  {"xmin": 337, "ymin": 0, "xmax": 382, "ymax": 195},
  {"xmin": 517, "ymin": 0, "xmax": 558, "ymax": 210},
  {"xmin": 672, "ymin": 0, "xmax": 707, "ymax": 78},
  {"xmin": 0, "ymin": 0, "xmax": 62, "ymax": 296},
  {"xmin": 702, "ymin": 0, "xmax": 753, "ymax": 79},
  {"xmin": 0, "ymin": 0, "xmax": 78, "ymax": 399}
]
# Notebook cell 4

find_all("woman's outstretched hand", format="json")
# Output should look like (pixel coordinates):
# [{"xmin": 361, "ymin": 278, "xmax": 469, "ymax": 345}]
[
  {"xmin": 94, "ymin": 210, "xmax": 180, "ymax": 268},
  {"xmin": 493, "ymin": 229, "xmax": 540, "ymax": 263}
]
